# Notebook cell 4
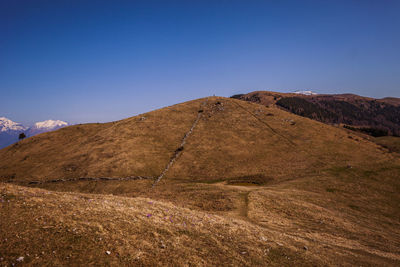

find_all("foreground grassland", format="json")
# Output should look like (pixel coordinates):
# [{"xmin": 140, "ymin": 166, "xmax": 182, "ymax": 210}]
[
  {"xmin": 1, "ymin": 183, "xmax": 319, "ymax": 266},
  {"xmin": 1, "ymin": 97, "xmax": 400, "ymax": 266}
]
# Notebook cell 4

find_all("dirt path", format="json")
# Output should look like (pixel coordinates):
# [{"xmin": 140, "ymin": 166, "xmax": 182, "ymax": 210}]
[{"xmin": 212, "ymin": 181, "xmax": 260, "ymax": 224}]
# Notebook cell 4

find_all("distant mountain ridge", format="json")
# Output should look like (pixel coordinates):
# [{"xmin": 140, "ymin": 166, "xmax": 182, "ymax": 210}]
[
  {"xmin": 0, "ymin": 118, "xmax": 68, "ymax": 148},
  {"xmin": 232, "ymin": 91, "xmax": 400, "ymax": 136},
  {"xmin": 0, "ymin": 117, "xmax": 27, "ymax": 132},
  {"xmin": 28, "ymin": 120, "xmax": 68, "ymax": 137}
]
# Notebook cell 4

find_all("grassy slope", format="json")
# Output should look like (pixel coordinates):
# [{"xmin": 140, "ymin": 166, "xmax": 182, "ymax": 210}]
[
  {"xmin": 168, "ymin": 97, "xmax": 393, "ymax": 182},
  {"xmin": 0, "ymin": 97, "xmax": 393, "ymax": 183},
  {"xmin": 374, "ymin": 136, "xmax": 400, "ymax": 153},
  {"xmin": 0, "ymin": 183, "xmax": 317, "ymax": 266},
  {"xmin": 248, "ymin": 164, "xmax": 400, "ymax": 266},
  {"xmin": 1, "ymin": 97, "xmax": 399, "ymax": 266},
  {"xmin": 0, "ymin": 98, "xmax": 203, "ymax": 181}
]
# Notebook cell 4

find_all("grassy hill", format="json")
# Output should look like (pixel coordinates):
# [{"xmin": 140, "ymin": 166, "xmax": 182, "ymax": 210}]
[
  {"xmin": 1, "ymin": 96, "xmax": 400, "ymax": 266},
  {"xmin": 0, "ymin": 96, "xmax": 393, "ymax": 183}
]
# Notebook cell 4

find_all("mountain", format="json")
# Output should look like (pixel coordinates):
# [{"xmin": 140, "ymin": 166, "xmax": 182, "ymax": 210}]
[
  {"xmin": 1, "ymin": 97, "xmax": 399, "ymax": 266},
  {"xmin": 232, "ymin": 91, "xmax": 400, "ymax": 136},
  {"xmin": 27, "ymin": 120, "xmax": 69, "ymax": 136},
  {"xmin": 0, "ymin": 117, "xmax": 27, "ymax": 148},
  {"xmin": 0, "ymin": 118, "xmax": 68, "ymax": 148},
  {"xmin": 0, "ymin": 117, "xmax": 26, "ymax": 132}
]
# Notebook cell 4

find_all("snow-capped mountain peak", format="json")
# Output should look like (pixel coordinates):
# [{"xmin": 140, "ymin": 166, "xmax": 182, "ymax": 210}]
[
  {"xmin": 33, "ymin": 120, "xmax": 68, "ymax": 129},
  {"xmin": 0, "ymin": 117, "xmax": 69, "ymax": 148},
  {"xmin": 0, "ymin": 117, "xmax": 27, "ymax": 132},
  {"xmin": 293, "ymin": 90, "xmax": 318, "ymax": 96}
]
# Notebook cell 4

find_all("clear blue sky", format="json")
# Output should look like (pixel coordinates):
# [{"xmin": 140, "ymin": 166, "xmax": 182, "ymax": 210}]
[{"xmin": 1, "ymin": 0, "xmax": 399, "ymax": 125}]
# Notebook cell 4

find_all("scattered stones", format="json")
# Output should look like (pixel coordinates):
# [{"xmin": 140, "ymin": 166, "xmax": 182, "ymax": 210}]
[
  {"xmin": 160, "ymin": 241, "xmax": 166, "ymax": 249},
  {"xmin": 283, "ymin": 118, "xmax": 296, "ymax": 125}
]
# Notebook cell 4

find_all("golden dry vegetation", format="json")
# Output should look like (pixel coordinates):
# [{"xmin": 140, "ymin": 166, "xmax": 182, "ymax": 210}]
[
  {"xmin": 1, "ymin": 97, "xmax": 399, "ymax": 266},
  {"xmin": 374, "ymin": 136, "xmax": 400, "ymax": 153},
  {"xmin": 0, "ymin": 97, "xmax": 394, "ymax": 183}
]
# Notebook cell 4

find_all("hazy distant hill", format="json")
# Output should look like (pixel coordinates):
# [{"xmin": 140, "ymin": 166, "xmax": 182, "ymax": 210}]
[{"xmin": 232, "ymin": 91, "xmax": 400, "ymax": 136}]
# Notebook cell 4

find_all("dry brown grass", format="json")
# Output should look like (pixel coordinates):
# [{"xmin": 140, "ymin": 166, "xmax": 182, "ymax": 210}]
[
  {"xmin": 1, "ymin": 96, "xmax": 399, "ymax": 266},
  {"xmin": 0, "ymin": 97, "xmax": 394, "ymax": 184},
  {"xmin": 1, "ymin": 183, "xmax": 319, "ymax": 266},
  {"xmin": 247, "ymin": 164, "xmax": 400, "ymax": 266},
  {"xmin": 0, "ymin": 98, "xmax": 204, "ymax": 181},
  {"xmin": 374, "ymin": 136, "xmax": 400, "ymax": 153}
]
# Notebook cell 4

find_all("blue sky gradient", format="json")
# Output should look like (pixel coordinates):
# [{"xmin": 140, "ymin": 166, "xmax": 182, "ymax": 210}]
[{"xmin": 1, "ymin": 0, "xmax": 399, "ymax": 125}]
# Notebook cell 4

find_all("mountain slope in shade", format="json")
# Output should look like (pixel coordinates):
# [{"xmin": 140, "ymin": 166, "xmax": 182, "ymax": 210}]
[
  {"xmin": 0, "ymin": 132, "xmax": 20, "ymax": 149},
  {"xmin": 232, "ymin": 91, "xmax": 400, "ymax": 136},
  {"xmin": 0, "ymin": 117, "xmax": 27, "ymax": 148}
]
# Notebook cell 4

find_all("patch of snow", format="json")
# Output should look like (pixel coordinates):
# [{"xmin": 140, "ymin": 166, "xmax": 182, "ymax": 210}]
[
  {"xmin": 33, "ymin": 120, "xmax": 68, "ymax": 129},
  {"xmin": 0, "ymin": 118, "xmax": 69, "ymax": 148},
  {"xmin": 293, "ymin": 90, "xmax": 318, "ymax": 96},
  {"xmin": 0, "ymin": 117, "xmax": 26, "ymax": 132}
]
